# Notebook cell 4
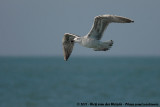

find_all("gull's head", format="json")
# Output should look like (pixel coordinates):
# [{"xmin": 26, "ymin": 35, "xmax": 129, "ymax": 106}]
[
  {"xmin": 74, "ymin": 37, "xmax": 81, "ymax": 43},
  {"xmin": 63, "ymin": 33, "xmax": 81, "ymax": 44},
  {"xmin": 63, "ymin": 33, "xmax": 76, "ymax": 43}
]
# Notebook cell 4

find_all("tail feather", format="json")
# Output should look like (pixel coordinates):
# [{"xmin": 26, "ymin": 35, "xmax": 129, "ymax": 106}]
[{"xmin": 93, "ymin": 40, "xmax": 113, "ymax": 51}]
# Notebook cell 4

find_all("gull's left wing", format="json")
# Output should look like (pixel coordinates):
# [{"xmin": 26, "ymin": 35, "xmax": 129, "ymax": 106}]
[{"xmin": 62, "ymin": 33, "xmax": 76, "ymax": 61}]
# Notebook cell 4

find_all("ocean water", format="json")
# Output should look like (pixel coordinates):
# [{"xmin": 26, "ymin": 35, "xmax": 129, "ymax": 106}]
[{"xmin": 0, "ymin": 56, "xmax": 160, "ymax": 107}]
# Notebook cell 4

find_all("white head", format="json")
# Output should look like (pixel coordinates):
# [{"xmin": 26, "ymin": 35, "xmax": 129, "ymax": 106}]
[{"xmin": 74, "ymin": 37, "xmax": 82, "ymax": 43}]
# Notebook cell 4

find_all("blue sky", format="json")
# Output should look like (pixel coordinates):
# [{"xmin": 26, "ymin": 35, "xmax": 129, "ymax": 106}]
[{"xmin": 0, "ymin": 0, "xmax": 160, "ymax": 56}]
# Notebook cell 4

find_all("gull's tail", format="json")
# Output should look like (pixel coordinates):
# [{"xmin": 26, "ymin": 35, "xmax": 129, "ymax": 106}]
[{"xmin": 93, "ymin": 40, "xmax": 113, "ymax": 51}]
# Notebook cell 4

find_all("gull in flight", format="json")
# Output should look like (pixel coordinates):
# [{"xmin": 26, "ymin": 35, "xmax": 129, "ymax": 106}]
[{"xmin": 62, "ymin": 14, "xmax": 134, "ymax": 61}]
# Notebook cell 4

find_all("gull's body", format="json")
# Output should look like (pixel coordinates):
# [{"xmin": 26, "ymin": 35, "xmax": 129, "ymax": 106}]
[
  {"xmin": 75, "ymin": 36, "xmax": 100, "ymax": 48},
  {"xmin": 62, "ymin": 14, "xmax": 134, "ymax": 61}
]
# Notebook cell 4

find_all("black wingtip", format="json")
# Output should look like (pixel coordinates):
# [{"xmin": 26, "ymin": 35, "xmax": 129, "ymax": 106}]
[{"xmin": 64, "ymin": 58, "xmax": 68, "ymax": 61}]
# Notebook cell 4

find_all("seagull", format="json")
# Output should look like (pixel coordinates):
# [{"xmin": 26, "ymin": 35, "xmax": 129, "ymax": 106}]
[{"xmin": 62, "ymin": 14, "xmax": 134, "ymax": 61}]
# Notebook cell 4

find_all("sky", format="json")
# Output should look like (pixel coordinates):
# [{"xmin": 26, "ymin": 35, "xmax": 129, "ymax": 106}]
[{"xmin": 0, "ymin": 0, "xmax": 160, "ymax": 57}]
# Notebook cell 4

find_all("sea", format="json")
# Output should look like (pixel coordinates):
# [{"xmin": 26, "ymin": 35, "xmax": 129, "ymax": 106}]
[{"xmin": 0, "ymin": 56, "xmax": 160, "ymax": 107}]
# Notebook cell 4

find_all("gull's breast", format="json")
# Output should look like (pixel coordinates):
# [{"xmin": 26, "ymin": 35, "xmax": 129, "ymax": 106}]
[{"xmin": 80, "ymin": 37, "xmax": 100, "ymax": 48}]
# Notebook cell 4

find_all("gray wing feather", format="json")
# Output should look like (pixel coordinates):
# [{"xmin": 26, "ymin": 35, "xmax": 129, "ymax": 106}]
[
  {"xmin": 62, "ymin": 33, "xmax": 75, "ymax": 61},
  {"xmin": 87, "ymin": 15, "xmax": 134, "ymax": 40}
]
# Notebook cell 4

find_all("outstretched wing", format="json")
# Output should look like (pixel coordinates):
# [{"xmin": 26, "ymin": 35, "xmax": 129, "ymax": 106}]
[
  {"xmin": 62, "ymin": 33, "xmax": 75, "ymax": 61},
  {"xmin": 87, "ymin": 15, "xmax": 134, "ymax": 40}
]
